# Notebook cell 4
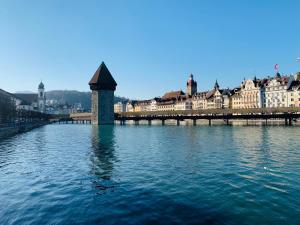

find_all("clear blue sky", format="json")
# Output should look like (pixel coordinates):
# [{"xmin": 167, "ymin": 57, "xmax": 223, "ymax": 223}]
[{"xmin": 0, "ymin": 0, "xmax": 299, "ymax": 99}]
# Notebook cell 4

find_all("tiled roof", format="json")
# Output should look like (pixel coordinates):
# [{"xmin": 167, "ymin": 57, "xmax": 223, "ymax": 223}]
[
  {"xmin": 162, "ymin": 90, "xmax": 185, "ymax": 100},
  {"xmin": 287, "ymin": 80, "xmax": 300, "ymax": 90},
  {"xmin": 89, "ymin": 62, "xmax": 117, "ymax": 91},
  {"xmin": 206, "ymin": 90, "xmax": 216, "ymax": 99}
]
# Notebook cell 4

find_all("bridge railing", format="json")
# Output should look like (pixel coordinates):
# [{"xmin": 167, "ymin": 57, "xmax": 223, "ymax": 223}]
[{"xmin": 116, "ymin": 107, "xmax": 300, "ymax": 118}]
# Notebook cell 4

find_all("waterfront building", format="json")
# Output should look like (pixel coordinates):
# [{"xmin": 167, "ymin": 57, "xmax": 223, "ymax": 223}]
[
  {"xmin": 191, "ymin": 80, "xmax": 231, "ymax": 110},
  {"xmin": 287, "ymin": 80, "xmax": 300, "ymax": 107},
  {"xmin": 192, "ymin": 92, "xmax": 207, "ymax": 110},
  {"xmin": 230, "ymin": 88, "xmax": 243, "ymax": 109},
  {"xmin": 264, "ymin": 73, "xmax": 289, "ymax": 108},
  {"xmin": 134, "ymin": 100, "xmax": 152, "ymax": 112},
  {"xmin": 157, "ymin": 99, "xmax": 176, "ymax": 111},
  {"xmin": 150, "ymin": 99, "xmax": 158, "ymax": 111},
  {"xmin": 221, "ymin": 89, "xmax": 232, "ymax": 108},
  {"xmin": 114, "ymin": 102, "xmax": 126, "ymax": 113},
  {"xmin": 89, "ymin": 62, "xmax": 117, "ymax": 125},
  {"xmin": 14, "ymin": 82, "xmax": 46, "ymax": 112},
  {"xmin": 175, "ymin": 97, "xmax": 192, "ymax": 111},
  {"xmin": 126, "ymin": 101, "xmax": 135, "ymax": 112},
  {"xmin": 240, "ymin": 77, "xmax": 263, "ymax": 108},
  {"xmin": 294, "ymin": 72, "xmax": 300, "ymax": 81},
  {"xmin": 206, "ymin": 80, "xmax": 229, "ymax": 109},
  {"xmin": 0, "ymin": 89, "xmax": 17, "ymax": 123}
]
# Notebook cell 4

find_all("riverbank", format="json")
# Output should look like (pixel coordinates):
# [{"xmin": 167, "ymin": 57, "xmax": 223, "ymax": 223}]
[{"xmin": 0, "ymin": 121, "xmax": 49, "ymax": 140}]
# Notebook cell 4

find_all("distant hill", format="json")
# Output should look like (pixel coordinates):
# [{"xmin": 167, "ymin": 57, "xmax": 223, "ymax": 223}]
[{"xmin": 45, "ymin": 90, "xmax": 129, "ymax": 110}]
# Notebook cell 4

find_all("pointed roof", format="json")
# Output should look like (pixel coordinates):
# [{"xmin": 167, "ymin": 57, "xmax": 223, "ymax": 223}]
[
  {"xmin": 214, "ymin": 79, "xmax": 219, "ymax": 89},
  {"xmin": 89, "ymin": 62, "xmax": 117, "ymax": 91},
  {"xmin": 38, "ymin": 82, "xmax": 44, "ymax": 89}
]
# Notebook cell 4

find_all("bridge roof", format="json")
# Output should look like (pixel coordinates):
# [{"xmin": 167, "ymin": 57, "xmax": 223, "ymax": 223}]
[{"xmin": 89, "ymin": 62, "xmax": 117, "ymax": 91}]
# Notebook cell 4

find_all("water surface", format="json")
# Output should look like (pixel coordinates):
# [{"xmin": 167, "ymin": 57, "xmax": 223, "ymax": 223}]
[{"xmin": 0, "ymin": 124, "xmax": 299, "ymax": 225}]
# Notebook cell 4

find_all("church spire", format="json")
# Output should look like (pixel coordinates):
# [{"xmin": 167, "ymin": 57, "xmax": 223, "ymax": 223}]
[{"xmin": 214, "ymin": 79, "xmax": 219, "ymax": 90}]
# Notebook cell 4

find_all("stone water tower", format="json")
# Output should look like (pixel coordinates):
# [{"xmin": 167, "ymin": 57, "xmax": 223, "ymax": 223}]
[{"xmin": 89, "ymin": 62, "xmax": 117, "ymax": 125}]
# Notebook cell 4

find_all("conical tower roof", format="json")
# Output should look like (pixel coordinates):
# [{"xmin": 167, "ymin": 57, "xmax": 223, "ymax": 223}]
[
  {"xmin": 38, "ymin": 81, "xmax": 44, "ymax": 89},
  {"xmin": 89, "ymin": 62, "xmax": 117, "ymax": 90}
]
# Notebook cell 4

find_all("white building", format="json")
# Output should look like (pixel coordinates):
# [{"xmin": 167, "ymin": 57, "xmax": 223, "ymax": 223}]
[
  {"xmin": 126, "ymin": 101, "xmax": 135, "ymax": 112},
  {"xmin": 150, "ymin": 99, "xmax": 158, "ymax": 111},
  {"xmin": 114, "ymin": 102, "xmax": 126, "ymax": 113},
  {"xmin": 175, "ymin": 98, "xmax": 192, "ymax": 111},
  {"xmin": 264, "ymin": 74, "xmax": 290, "ymax": 108},
  {"xmin": 14, "ymin": 82, "xmax": 46, "ymax": 113}
]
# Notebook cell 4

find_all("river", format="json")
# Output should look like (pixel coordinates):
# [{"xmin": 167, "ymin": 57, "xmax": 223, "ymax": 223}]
[{"xmin": 0, "ymin": 124, "xmax": 299, "ymax": 225}]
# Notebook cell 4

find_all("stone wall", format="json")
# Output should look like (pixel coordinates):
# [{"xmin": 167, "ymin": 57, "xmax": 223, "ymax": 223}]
[
  {"xmin": 91, "ymin": 90, "xmax": 114, "ymax": 125},
  {"xmin": 0, "ymin": 122, "xmax": 49, "ymax": 140}
]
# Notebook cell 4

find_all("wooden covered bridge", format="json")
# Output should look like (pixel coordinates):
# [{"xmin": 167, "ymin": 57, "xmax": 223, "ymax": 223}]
[{"xmin": 65, "ymin": 108, "xmax": 300, "ymax": 126}]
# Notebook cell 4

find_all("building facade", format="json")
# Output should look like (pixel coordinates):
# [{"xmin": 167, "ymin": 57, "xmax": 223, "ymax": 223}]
[
  {"xmin": 14, "ymin": 82, "xmax": 46, "ymax": 112},
  {"xmin": 240, "ymin": 78, "xmax": 263, "ymax": 108},
  {"xmin": 287, "ymin": 80, "xmax": 300, "ymax": 107},
  {"xmin": 114, "ymin": 102, "xmax": 126, "ymax": 113},
  {"xmin": 265, "ymin": 74, "xmax": 289, "ymax": 108}
]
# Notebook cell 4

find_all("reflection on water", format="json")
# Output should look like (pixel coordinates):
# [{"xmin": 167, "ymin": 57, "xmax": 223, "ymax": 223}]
[
  {"xmin": 90, "ymin": 125, "xmax": 117, "ymax": 192},
  {"xmin": 0, "ymin": 124, "xmax": 299, "ymax": 225}
]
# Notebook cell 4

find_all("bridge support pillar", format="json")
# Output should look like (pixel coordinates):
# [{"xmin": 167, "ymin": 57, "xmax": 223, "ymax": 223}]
[
  {"xmin": 289, "ymin": 118, "xmax": 292, "ymax": 126},
  {"xmin": 208, "ymin": 119, "xmax": 211, "ymax": 126},
  {"xmin": 162, "ymin": 120, "xmax": 165, "ymax": 126},
  {"xmin": 177, "ymin": 120, "xmax": 180, "ymax": 126},
  {"xmin": 226, "ymin": 118, "xmax": 229, "ymax": 125},
  {"xmin": 193, "ymin": 119, "xmax": 196, "ymax": 126},
  {"xmin": 148, "ymin": 120, "xmax": 152, "ymax": 125},
  {"xmin": 285, "ymin": 118, "xmax": 288, "ymax": 126},
  {"xmin": 265, "ymin": 118, "xmax": 268, "ymax": 125},
  {"xmin": 135, "ymin": 120, "xmax": 139, "ymax": 125}
]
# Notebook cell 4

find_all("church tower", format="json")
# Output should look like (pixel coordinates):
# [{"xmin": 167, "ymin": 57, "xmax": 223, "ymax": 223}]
[
  {"xmin": 89, "ymin": 62, "xmax": 117, "ymax": 125},
  {"xmin": 38, "ymin": 82, "xmax": 46, "ymax": 113},
  {"xmin": 186, "ymin": 74, "xmax": 197, "ymax": 96}
]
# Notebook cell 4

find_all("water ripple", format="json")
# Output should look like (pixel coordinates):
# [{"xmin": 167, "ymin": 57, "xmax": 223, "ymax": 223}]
[{"xmin": 0, "ymin": 125, "xmax": 299, "ymax": 225}]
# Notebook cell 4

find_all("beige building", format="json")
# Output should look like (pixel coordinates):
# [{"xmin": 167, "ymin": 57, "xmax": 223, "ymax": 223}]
[
  {"xmin": 230, "ymin": 88, "xmax": 243, "ymax": 109},
  {"xmin": 206, "ymin": 81, "xmax": 230, "ymax": 109},
  {"xmin": 192, "ymin": 92, "xmax": 207, "ymax": 110},
  {"xmin": 114, "ymin": 102, "xmax": 126, "ymax": 113},
  {"xmin": 133, "ymin": 100, "xmax": 151, "ymax": 112},
  {"xmin": 192, "ymin": 81, "xmax": 231, "ymax": 110},
  {"xmin": 240, "ymin": 78, "xmax": 263, "ymax": 108},
  {"xmin": 287, "ymin": 80, "xmax": 300, "ymax": 107},
  {"xmin": 157, "ymin": 100, "xmax": 176, "ymax": 111},
  {"xmin": 175, "ymin": 98, "xmax": 192, "ymax": 111}
]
